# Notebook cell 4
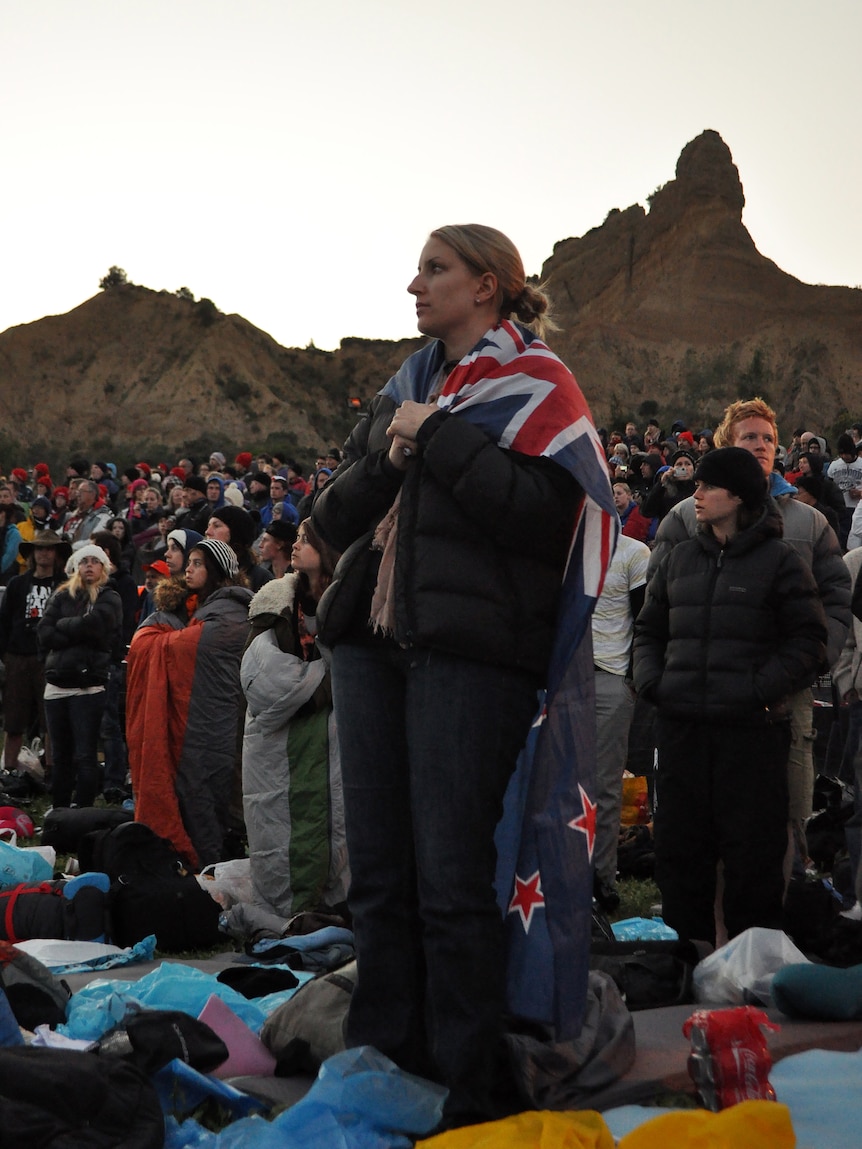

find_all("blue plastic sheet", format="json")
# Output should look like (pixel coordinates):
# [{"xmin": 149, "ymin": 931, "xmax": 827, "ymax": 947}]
[
  {"xmin": 163, "ymin": 1046, "xmax": 447, "ymax": 1149},
  {"xmin": 59, "ymin": 962, "xmax": 268, "ymax": 1040},
  {"xmin": 611, "ymin": 916, "xmax": 679, "ymax": 942}
]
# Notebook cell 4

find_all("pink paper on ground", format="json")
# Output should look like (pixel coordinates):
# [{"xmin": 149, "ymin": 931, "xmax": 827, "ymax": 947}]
[{"xmin": 197, "ymin": 992, "xmax": 277, "ymax": 1078}]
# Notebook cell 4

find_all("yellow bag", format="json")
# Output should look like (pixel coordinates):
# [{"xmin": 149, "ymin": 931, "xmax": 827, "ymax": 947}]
[
  {"xmin": 416, "ymin": 1108, "xmax": 614, "ymax": 1148},
  {"xmin": 617, "ymin": 1099, "xmax": 794, "ymax": 1148}
]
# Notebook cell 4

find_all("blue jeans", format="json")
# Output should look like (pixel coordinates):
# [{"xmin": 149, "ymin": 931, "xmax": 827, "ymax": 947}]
[
  {"xmin": 330, "ymin": 642, "xmax": 538, "ymax": 1124},
  {"xmin": 45, "ymin": 691, "xmax": 107, "ymax": 808}
]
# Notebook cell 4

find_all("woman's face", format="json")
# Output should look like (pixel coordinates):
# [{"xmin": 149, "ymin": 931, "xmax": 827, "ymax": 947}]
[
  {"xmin": 205, "ymin": 517, "xmax": 231, "ymax": 543},
  {"xmin": 291, "ymin": 526, "xmax": 321, "ymax": 578},
  {"xmin": 165, "ymin": 538, "xmax": 185, "ymax": 575},
  {"xmin": 407, "ymin": 238, "xmax": 485, "ymax": 347},
  {"xmin": 673, "ymin": 457, "xmax": 694, "ymax": 480},
  {"xmin": 168, "ymin": 486, "xmax": 184, "ymax": 508},
  {"xmin": 78, "ymin": 556, "xmax": 104, "ymax": 584},
  {"xmin": 133, "ymin": 486, "xmax": 145, "ymax": 503},
  {"xmin": 110, "ymin": 520, "xmax": 126, "ymax": 540},
  {"xmin": 185, "ymin": 549, "xmax": 208, "ymax": 591},
  {"xmin": 697, "ymin": 437, "xmax": 711, "ymax": 455},
  {"xmin": 55, "ymin": 494, "xmax": 67, "ymax": 509},
  {"xmin": 143, "ymin": 489, "xmax": 161, "ymax": 511}
]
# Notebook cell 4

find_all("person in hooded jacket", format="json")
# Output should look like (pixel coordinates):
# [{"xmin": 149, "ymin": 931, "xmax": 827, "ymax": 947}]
[
  {"xmin": 634, "ymin": 448, "xmax": 827, "ymax": 946},
  {"xmin": 126, "ymin": 538, "xmax": 253, "ymax": 867}
]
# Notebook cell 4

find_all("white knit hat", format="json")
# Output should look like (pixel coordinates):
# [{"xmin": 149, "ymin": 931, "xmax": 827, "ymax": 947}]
[{"xmin": 65, "ymin": 543, "xmax": 111, "ymax": 576}]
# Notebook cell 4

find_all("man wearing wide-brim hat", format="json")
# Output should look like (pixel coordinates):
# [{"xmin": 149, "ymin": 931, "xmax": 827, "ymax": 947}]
[{"xmin": 0, "ymin": 530, "xmax": 71, "ymax": 776}]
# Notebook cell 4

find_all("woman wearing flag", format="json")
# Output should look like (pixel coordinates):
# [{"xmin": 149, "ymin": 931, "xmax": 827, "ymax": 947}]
[{"xmin": 311, "ymin": 225, "xmax": 613, "ymax": 1129}]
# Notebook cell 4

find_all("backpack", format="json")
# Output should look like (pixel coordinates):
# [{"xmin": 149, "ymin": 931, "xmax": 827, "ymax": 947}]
[
  {"xmin": 589, "ymin": 938, "xmax": 699, "ymax": 1010},
  {"xmin": 41, "ymin": 805, "xmax": 133, "ymax": 854},
  {"xmin": 261, "ymin": 960, "xmax": 357, "ymax": 1073},
  {"xmin": 79, "ymin": 822, "xmax": 223, "ymax": 953}
]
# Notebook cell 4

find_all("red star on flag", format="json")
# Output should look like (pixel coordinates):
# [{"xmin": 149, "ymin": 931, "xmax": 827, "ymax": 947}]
[
  {"xmin": 568, "ymin": 783, "xmax": 597, "ymax": 861},
  {"xmin": 507, "ymin": 870, "xmax": 545, "ymax": 933}
]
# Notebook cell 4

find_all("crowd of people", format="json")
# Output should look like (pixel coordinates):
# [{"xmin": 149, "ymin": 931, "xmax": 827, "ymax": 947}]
[
  {"xmin": 0, "ymin": 449, "xmax": 347, "ymax": 904},
  {"xmin": 3, "ymin": 221, "xmax": 862, "ymax": 1131}
]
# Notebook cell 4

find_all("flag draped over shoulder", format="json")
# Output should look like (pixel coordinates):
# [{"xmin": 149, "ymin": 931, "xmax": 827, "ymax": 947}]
[
  {"xmin": 443, "ymin": 321, "xmax": 617, "ymax": 1042},
  {"xmin": 385, "ymin": 320, "xmax": 618, "ymax": 1040}
]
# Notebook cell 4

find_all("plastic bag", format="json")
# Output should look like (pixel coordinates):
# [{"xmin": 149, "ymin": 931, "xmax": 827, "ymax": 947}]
[
  {"xmin": 198, "ymin": 859, "xmax": 255, "ymax": 909},
  {"xmin": 620, "ymin": 775, "xmax": 650, "ymax": 825},
  {"xmin": 0, "ymin": 838, "xmax": 53, "ymax": 890},
  {"xmin": 612, "ymin": 917, "xmax": 679, "ymax": 942},
  {"xmin": 693, "ymin": 927, "xmax": 810, "ymax": 1006},
  {"xmin": 161, "ymin": 1046, "xmax": 447, "ymax": 1149},
  {"xmin": 60, "ymin": 962, "xmax": 267, "ymax": 1042}
]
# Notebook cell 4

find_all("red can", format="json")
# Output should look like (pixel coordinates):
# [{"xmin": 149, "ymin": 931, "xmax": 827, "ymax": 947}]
[{"xmin": 683, "ymin": 1006, "xmax": 780, "ymax": 1111}]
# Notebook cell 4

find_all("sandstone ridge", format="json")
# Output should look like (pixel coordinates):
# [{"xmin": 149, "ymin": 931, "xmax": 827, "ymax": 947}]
[
  {"xmin": 542, "ymin": 129, "xmax": 862, "ymax": 437},
  {"xmin": 1, "ymin": 128, "xmax": 860, "ymax": 464}
]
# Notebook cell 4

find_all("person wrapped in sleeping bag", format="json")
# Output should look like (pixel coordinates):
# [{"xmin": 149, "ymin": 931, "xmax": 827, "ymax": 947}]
[
  {"xmin": 126, "ymin": 539, "xmax": 252, "ymax": 868},
  {"xmin": 241, "ymin": 538, "xmax": 348, "ymax": 918}
]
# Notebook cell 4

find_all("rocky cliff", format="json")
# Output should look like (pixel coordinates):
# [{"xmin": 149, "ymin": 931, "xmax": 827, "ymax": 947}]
[
  {"xmin": 2, "ymin": 129, "xmax": 860, "ymax": 470},
  {"xmin": 541, "ymin": 129, "xmax": 862, "ymax": 439}
]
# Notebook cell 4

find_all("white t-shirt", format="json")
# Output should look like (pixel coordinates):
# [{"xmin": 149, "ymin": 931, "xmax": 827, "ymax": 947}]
[
  {"xmin": 827, "ymin": 458, "xmax": 862, "ymax": 508},
  {"xmin": 591, "ymin": 535, "xmax": 650, "ymax": 675}
]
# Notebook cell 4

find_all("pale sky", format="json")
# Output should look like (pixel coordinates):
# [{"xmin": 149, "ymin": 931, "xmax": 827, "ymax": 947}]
[{"xmin": 2, "ymin": 0, "xmax": 860, "ymax": 352}]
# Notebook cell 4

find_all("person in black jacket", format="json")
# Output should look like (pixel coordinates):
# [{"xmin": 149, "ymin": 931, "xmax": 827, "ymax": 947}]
[
  {"xmin": 633, "ymin": 448, "xmax": 827, "ymax": 945},
  {"xmin": 37, "ymin": 544, "xmax": 123, "ymax": 808},
  {"xmin": 311, "ymin": 224, "xmax": 590, "ymax": 1130},
  {"xmin": 0, "ymin": 530, "xmax": 71, "ymax": 775}
]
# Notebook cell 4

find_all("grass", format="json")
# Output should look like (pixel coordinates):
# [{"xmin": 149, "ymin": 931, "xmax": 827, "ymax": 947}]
[{"xmin": 614, "ymin": 876, "xmax": 661, "ymax": 922}]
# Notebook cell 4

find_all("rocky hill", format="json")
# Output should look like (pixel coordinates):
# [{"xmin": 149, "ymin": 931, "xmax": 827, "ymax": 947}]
[
  {"xmin": 0, "ymin": 286, "xmax": 421, "ymax": 471},
  {"xmin": 541, "ymin": 129, "xmax": 862, "ymax": 440},
  {"xmin": 2, "ymin": 128, "xmax": 860, "ymax": 472}
]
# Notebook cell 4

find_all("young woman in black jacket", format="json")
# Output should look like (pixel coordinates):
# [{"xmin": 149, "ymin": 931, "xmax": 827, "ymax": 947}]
[
  {"xmin": 311, "ymin": 224, "xmax": 607, "ymax": 1130},
  {"xmin": 634, "ymin": 448, "xmax": 827, "ymax": 946},
  {"xmin": 37, "ymin": 544, "xmax": 123, "ymax": 808}
]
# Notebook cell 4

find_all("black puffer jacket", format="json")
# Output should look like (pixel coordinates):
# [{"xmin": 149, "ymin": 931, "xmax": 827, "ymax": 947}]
[
  {"xmin": 37, "ymin": 584, "xmax": 123, "ymax": 689},
  {"xmin": 633, "ymin": 505, "xmax": 827, "ymax": 724},
  {"xmin": 312, "ymin": 391, "xmax": 581, "ymax": 677}
]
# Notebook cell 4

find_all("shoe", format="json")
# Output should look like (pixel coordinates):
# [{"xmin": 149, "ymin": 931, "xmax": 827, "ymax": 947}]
[{"xmin": 594, "ymin": 877, "xmax": 621, "ymax": 913}]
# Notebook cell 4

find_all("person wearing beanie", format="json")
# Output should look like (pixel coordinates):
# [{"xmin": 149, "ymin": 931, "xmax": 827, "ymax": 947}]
[
  {"xmin": 634, "ymin": 445, "xmax": 828, "ymax": 948},
  {"xmin": 36, "ymin": 542, "xmax": 123, "ymax": 809},
  {"xmin": 258, "ymin": 519, "xmax": 297, "ymax": 579},
  {"xmin": 181, "ymin": 475, "xmax": 212, "ymax": 535},
  {"xmin": 126, "ymin": 528, "xmax": 253, "ymax": 868},
  {"xmin": 235, "ymin": 451, "xmax": 253, "ymax": 473},
  {"xmin": 222, "ymin": 483, "xmax": 245, "ymax": 508},
  {"xmin": 165, "ymin": 527, "xmax": 204, "ymax": 576},
  {"xmin": 246, "ymin": 471, "xmax": 273, "ymax": 527},
  {"xmin": 206, "ymin": 506, "xmax": 273, "ymax": 592},
  {"xmin": 641, "ymin": 448, "xmax": 696, "ymax": 522},
  {"xmin": 650, "ymin": 399, "xmax": 851, "ymax": 903}
]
